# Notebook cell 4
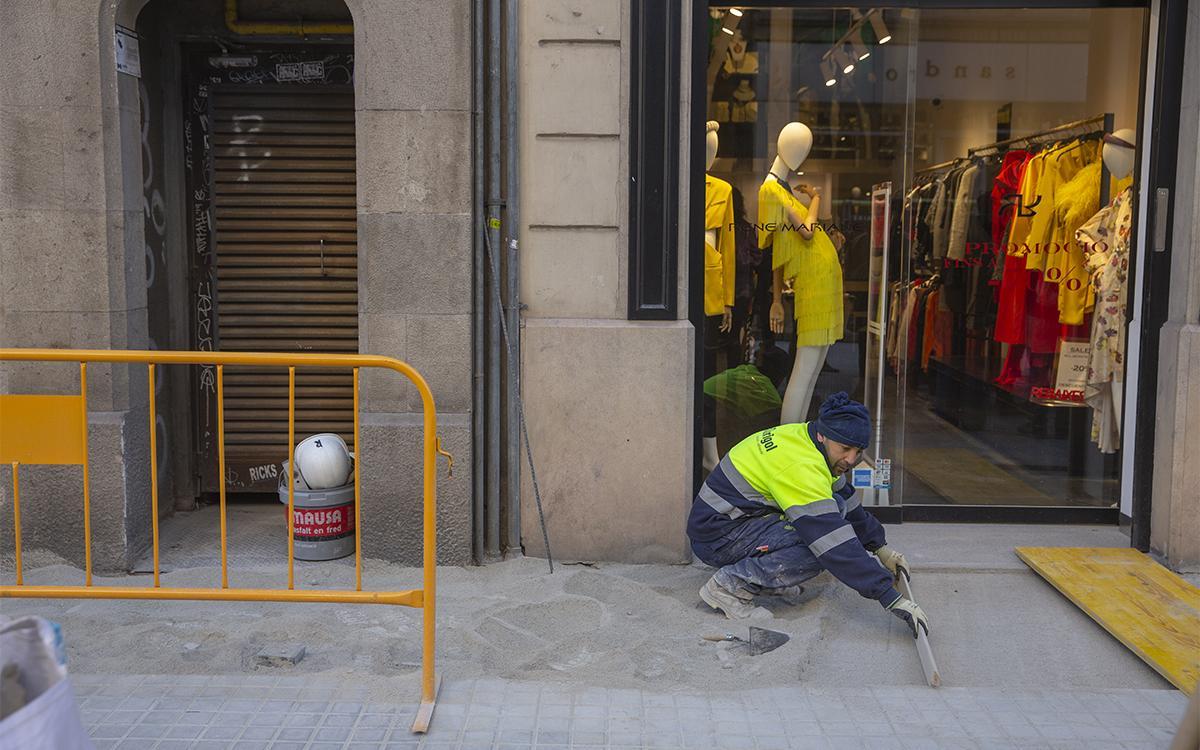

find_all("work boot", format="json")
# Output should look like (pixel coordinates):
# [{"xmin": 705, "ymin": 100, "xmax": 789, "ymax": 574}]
[
  {"xmin": 699, "ymin": 575, "xmax": 773, "ymax": 620},
  {"xmin": 758, "ymin": 584, "xmax": 806, "ymax": 606}
]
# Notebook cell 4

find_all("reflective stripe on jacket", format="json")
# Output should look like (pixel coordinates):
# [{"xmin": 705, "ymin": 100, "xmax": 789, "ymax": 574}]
[{"xmin": 687, "ymin": 422, "xmax": 900, "ymax": 606}]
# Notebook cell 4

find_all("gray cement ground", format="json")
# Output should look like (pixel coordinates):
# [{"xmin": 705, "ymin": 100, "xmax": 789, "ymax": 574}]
[{"xmin": 2, "ymin": 512, "xmax": 1194, "ymax": 747}]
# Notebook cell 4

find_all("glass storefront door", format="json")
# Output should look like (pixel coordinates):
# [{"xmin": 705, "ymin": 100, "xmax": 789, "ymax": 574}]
[{"xmin": 701, "ymin": 4, "xmax": 1148, "ymax": 514}]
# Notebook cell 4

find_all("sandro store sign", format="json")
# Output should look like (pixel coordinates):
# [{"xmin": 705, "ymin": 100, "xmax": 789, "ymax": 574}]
[{"xmin": 865, "ymin": 42, "xmax": 1089, "ymax": 102}]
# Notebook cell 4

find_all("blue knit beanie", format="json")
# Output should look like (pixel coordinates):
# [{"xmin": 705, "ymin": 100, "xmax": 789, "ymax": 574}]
[{"xmin": 815, "ymin": 391, "xmax": 870, "ymax": 449}]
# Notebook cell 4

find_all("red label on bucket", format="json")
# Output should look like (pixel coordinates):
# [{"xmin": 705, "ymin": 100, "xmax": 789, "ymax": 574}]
[{"xmin": 290, "ymin": 503, "xmax": 356, "ymax": 541}]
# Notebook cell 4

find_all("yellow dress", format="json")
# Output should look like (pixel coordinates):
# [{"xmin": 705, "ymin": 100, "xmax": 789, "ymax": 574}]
[
  {"xmin": 1022, "ymin": 142, "xmax": 1076, "ymax": 274},
  {"xmin": 704, "ymin": 175, "xmax": 737, "ymax": 317},
  {"xmin": 1048, "ymin": 142, "xmax": 1102, "ymax": 325},
  {"xmin": 1008, "ymin": 151, "xmax": 1046, "ymax": 252},
  {"xmin": 757, "ymin": 178, "xmax": 843, "ymax": 346}
]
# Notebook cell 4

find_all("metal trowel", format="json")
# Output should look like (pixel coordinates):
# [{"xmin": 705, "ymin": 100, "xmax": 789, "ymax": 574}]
[{"xmin": 702, "ymin": 626, "xmax": 790, "ymax": 655}]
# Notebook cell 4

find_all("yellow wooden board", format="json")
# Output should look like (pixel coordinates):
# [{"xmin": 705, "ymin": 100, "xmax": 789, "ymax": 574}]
[{"xmin": 1016, "ymin": 547, "xmax": 1200, "ymax": 694}]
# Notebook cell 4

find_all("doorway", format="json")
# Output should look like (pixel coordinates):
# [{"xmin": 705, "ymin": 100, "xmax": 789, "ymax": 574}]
[{"xmin": 182, "ymin": 51, "xmax": 358, "ymax": 495}]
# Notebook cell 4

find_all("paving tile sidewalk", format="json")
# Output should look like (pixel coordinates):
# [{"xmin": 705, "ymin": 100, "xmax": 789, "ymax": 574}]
[{"xmin": 72, "ymin": 673, "xmax": 1188, "ymax": 750}]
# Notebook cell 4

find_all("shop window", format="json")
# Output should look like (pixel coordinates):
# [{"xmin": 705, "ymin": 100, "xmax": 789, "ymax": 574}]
[{"xmin": 700, "ymin": 5, "xmax": 1147, "ymax": 511}]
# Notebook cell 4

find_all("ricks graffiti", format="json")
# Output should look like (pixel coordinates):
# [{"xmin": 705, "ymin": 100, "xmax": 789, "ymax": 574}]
[
  {"xmin": 291, "ymin": 503, "xmax": 356, "ymax": 540},
  {"xmin": 248, "ymin": 463, "xmax": 279, "ymax": 483}
]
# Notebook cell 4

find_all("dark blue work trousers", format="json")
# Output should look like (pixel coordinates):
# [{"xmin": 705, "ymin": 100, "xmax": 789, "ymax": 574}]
[{"xmin": 691, "ymin": 513, "xmax": 824, "ymax": 594}]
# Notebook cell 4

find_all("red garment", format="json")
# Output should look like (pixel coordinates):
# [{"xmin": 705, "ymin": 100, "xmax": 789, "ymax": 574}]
[
  {"xmin": 1026, "ymin": 276, "xmax": 1061, "ymax": 354},
  {"xmin": 1026, "ymin": 277, "xmax": 1091, "ymax": 354},
  {"xmin": 994, "ymin": 151, "xmax": 1034, "ymax": 344},
  {"xmin": 991, "ymin": 150, "xmax": 1030, "ymax": 252},
  {"xmin": 996, "ymin": 343, "xmax": 1025, "ymax": 386}
]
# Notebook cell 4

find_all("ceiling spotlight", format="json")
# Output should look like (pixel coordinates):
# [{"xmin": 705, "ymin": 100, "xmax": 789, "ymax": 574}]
[
  {"xmin": 851, "ymin": 30, "xmax": 871, "ymax": 61},
  {"xmin": 728, "ymin": 7, "xmax": 743, "ymax": 17},
  {"xmin": 721, "ymin": 26, "xmax": 734, "ymax": 35},
  {"xmin": 869, "ymin": 11, "xmax": 892, "ymax": 44},
  {"xmin": 820, "ymin": 57, "xmax": 837, "ymax": 87},
  {"xmin": 795, "ymin": 85, "xmax": 810, "ymax": 98},
  {"xmin": 835, "ymin": 46, "xmax": 856, "ymax": 75}
]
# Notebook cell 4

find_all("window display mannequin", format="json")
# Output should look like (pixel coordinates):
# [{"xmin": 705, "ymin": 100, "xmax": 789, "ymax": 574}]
[
  {"xmin": 1076, "ymin": 127, "xmax": 1137, "ymax": 452},
  {"xmin": 703, "ymin": 122, "xmax": 737, "ymax": 470},
  {"xmin": 1102, "ymin": 127, "xmax": 1136, "ymax": 182},
  {"xmin": 759, "ymin": 122, "xmax": 844, "ymax": 423}
]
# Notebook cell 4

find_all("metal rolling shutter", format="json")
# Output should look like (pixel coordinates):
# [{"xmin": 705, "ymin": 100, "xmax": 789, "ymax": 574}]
[{"xmin": 210, "ymin": 88, "xmax": 357, "ymax": 491}]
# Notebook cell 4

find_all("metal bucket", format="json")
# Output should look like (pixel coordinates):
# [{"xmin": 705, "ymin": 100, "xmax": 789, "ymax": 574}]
[{"xmin": 277, "ymin": 478, "xmax": 356, "ymax": 561}]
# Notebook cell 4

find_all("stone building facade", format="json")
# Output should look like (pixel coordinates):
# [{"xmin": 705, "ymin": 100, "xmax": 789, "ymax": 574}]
[{"xmin": 1, "ymin": 0, "xmax": 1197, "ymax": 573}]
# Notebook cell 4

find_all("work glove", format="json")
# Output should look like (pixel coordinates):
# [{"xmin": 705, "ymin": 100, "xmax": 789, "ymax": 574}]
[
  {"xmin": 887, "ymin": 595, "xmax": 930, "ymax": 639},
  {"xmin": 875, "ymin": 545, "xmax": 910, "ymax": 582}
]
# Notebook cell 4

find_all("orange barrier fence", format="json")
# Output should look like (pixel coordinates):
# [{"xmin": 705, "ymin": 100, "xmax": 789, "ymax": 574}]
[{"xmin": 0, "ymin": 348, "xmax": 443, "ymax": 732}]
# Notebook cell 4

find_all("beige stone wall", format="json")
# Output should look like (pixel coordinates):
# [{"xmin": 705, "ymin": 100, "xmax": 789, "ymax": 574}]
[
  {"xmin": 342, "ymin": 0, "xmax": 476, "ymax": 565},
  {"xmin": 1150, "ymin": 0, "xmax": 1200, "ymax": 572},
  {"xmin": 0, "ymin": 0, "xmax": 476, "ymax": 568},
  {"xmin": 0, "ymin": 0, "xmax": 153, "ymax": 571},
  {"xmin": 518, "ymin": 0, "xmax": 694, "ymax": 563}
]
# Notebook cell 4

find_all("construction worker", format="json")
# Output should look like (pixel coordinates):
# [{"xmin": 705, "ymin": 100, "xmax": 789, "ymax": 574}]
[{"xmin": 688, "ymin": 391, "xmax": 929, "ymax": 638}]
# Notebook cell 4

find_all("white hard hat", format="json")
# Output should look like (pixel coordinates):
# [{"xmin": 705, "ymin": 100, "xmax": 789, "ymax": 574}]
[{"xmin": 293, "ymin": 433, "xmax": 352, "ymax": 490}]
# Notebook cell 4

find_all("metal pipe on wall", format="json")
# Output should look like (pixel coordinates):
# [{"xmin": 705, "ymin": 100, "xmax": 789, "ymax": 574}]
[
  {"xmin": 471, "ymin": 0, "xmax": 487, "ymax": 563},
  {"xmin": 485, "ymin": 0, "xmax": 503, "ymax": 559},
  {"xmin": 503, "ymin": 0, "xmax": 522, "ymax": 553}
]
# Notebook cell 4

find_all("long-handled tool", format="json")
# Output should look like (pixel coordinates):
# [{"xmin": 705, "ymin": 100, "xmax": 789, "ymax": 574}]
[
  {"xmin": 896, "ymin": 571, "xmax": 941, "ymax": 687},
  {"xmin": 702, "ymin": 626, "xmax": 790, "ymax": 656}
]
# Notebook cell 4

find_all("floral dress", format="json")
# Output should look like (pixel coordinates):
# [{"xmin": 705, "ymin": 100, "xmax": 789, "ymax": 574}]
[{"xmin": 1075, "ymin": 186, "xmax": 1133, "ymax": 453}]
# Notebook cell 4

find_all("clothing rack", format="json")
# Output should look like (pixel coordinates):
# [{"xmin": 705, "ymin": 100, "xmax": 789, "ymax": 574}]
[
  {"xmin": 915, "ymin": 157, "xmax": 963, "ymax": 174},
  {"xmin": 967, "ymin": 113, "xmax": 1113, "ymax": 157},
  {"xmin": 899, "ymin": 112, "xmax": 1118, "ymax": 409}
]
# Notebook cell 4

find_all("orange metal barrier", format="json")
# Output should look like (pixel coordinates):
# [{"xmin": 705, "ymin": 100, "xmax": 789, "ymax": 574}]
[{"xmin": 0, "ymin": 348, "xmax": 442, "ymax": 732}]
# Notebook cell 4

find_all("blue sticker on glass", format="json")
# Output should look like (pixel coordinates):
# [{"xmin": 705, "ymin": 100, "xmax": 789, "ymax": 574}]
[{"xmin": 851, "ymin": 467, "xmax": 874, "ymax": 488}]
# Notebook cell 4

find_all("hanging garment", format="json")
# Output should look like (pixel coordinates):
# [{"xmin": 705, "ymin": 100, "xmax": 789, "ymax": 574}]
[
  {"xmin": 886, "ymin": 282, "xmax": 906, "ymax": 367},
  {"xmin": 989, "ymin": 150, "xmax": 1031, "ymax": 285},
  {"xmin": 914, "ymin": 181, "xmax": 939, "ymax": 271},
  {"xmin": 1024, "ymin": 140, "xmax": 1096, "ymax": 271},
  {"xmin": 909, "ymin": 285, "xmax": 930, "ymax": 364},
  {"xmin": 929, "ymin": 175, "xmax": 952, "ymax": 261},
  {"xmin": 893, "ymin": 281, "xmax": 921, "ymax": 369},
  {"xmin": 1025, "ymin": 276, "xmax": 1064, "ymax": 355},
  {"xmin": 1076, "ymin": 186, "xmax": 1134, "ymax": 453},
  {"xmin": 1013, "ymin": 141, "xmax": 1098, "ymax": 355},
  {"xmin": 1048, "ymin": 151, "xmax": 1103, "ymax": 325},
  {"xmin": 994, "ymin": 151, "xmax": 1046, "ymax": 344},
  {"xmin": 705, "ymin": 175, "xmax": 737, "ymax": 317},
  {"xmin": 758, "ymin": 177, "xmax": 843, "ymax": 346},
  {"xmin": 1023, "ymin": 141, "xmax": 1079, "ymax": 274},
  {"xmin": 921, "ymin": 287, "xmax": 951, "ymax": 371},
  {"xmin": 964, "ymin": 157, "xmax": 1002, "ymax": 331},
  {"xmin": 946, "ymin": 163, "xmax": 982, "ymax": 261},
  {"xmin": 939, "ymin": 165, "xmax": 970, "ymax": 261}
]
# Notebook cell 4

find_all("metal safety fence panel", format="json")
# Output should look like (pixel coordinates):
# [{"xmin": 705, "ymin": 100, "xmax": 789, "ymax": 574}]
[{"xmin": 0, "ymin": 348, "xmax": 442, "ymax": 732}]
